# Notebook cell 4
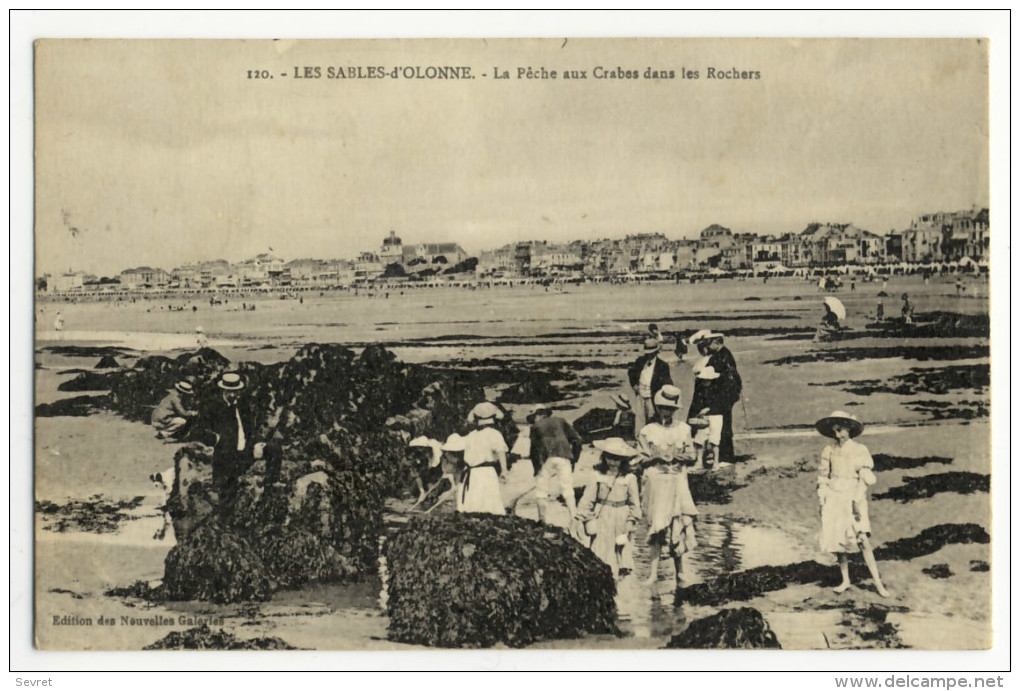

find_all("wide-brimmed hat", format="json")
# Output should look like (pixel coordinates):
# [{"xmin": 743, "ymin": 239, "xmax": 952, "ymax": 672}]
[
  {"xmin": 593, "ymin": 437, "xmax": 640, "ymax": 458},
  {"xmin": 610, "ymin": 393, "xmax": 631, "ymax": 410},
  {"xmin": 409, "ymin": 436, "xmax": 444, "ymax": 467},
  {"xmin": 441, "ymin": 433, "xmax": 467, "ymax": 452},
  {"xmin": 653, "ymin": 384, "xmax": 683, "ymax": 409},
  {"xmin": 217, "ymin": 372, "xmax": 245, "ymax": 391},
  {"xmin": 688, "ymin": 329, "xmax": 712, "ymax": 344},
  {"xmin": 704, "ymin": 331, "xmax": 725, "ymax": 341},
  {"xmin": 815, "ymin": 411, "xmax": 864, "ymax": 439},
  {"xmin": 695, "ymin": 365, "xmax": 720, "ymax": 380},
  {"xmin": 174, "ymin": 380, "xmax": 195, "ymax": 395},
  {"xmin": 526, "ymin": 404, "xmax": 552, "ymax": 423},
  {"xmin": 642, "ymin": 337, "xmax": 661, "ymax": 353},
  {"xmin": 195, "ymin": 326, "xmax": 204, "ymax": 332},
  {"xmin": 468, "ymin": 401, "xmax": 503, "ymax": 426}
]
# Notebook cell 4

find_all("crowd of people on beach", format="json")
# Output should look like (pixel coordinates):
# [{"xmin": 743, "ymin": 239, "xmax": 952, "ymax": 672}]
[{"xmin": 147, "ymin": 318, "xmax": 889, "ymax": 596}]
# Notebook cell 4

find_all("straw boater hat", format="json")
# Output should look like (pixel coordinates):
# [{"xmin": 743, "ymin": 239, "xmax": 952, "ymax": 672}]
[
  {"xmin": 441, "ymin": 433, "xmax": 467, "ymax": 453},
  {"xmin": 695, "ymin": 365, "xmax": 721, "ymax": 381},
  {"xmin": 468, "ymin": 401, "xmax": 503, "ymax": 426},
  {"xmin": 593, "ymin": 437, "xmax": 640, "ymax": 458},
  {"xmin": 526, "ymin": 404, "xmax": 552, "ymax": 423},
  {"xmin": 174, "ymin": 380, "xmax": 194, "ymax": 395},
  {"xmin": 642, "ymin": 337, "xmax": 661, "ymax": 353},
  {"xmin": 217, "ymin": 372, "xmax": 245, "ymax": 391},
  {"xmin": 610, "ymin": 393, "xmax": 631, "ymax": 411},
  {"xmin": 653, "ymin": 384, "xmax": 682, "ymax": 409},
  {"xmin": 815, "ymin": 411, "xmax": 864, "ymax": 439}
]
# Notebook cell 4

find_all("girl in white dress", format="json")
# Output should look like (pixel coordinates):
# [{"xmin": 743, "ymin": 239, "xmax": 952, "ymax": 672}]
[
  {"xmin": 459, "ymin": 402, "xmax": 508, "ymax": 515},
  {"xmin": 636, "ymin": 385, "xmax": 699, "ymax": 587},
  {"xmin": 575, "ymin": 437, "xmax": 642, "ymax": 578},
  {"xmin": 816, "ymin": 411, "xmax": 890, "ymax": 597}
]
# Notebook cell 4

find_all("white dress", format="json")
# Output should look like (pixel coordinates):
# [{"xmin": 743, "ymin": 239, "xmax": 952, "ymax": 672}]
[
  {"xmin": 459, "ymin": 426, "xmax": 508, "ymax": 515},
  {"xmin": 638, "ymin": 421, "xmax": 699, "ymax": 553},
  {"xmin": 818, "ymin": 439, "xmax": 874, "ymax": 553}
]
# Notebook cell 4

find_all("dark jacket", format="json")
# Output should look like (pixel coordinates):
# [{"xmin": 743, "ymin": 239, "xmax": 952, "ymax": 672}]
[
  {"xmin": 530, "ymin": 416, "xmax": 583, "ymax": 469},
  {"xmin": 627, "ymin": 354, "xmax": 673, "ymax": 400},
  {"xmin": 207, "ymin": 399, "xmax": 259, "ymax": 488},
  {"xmin": 706, "ymin": 346, "xmax": 742, "ymax": 409}
]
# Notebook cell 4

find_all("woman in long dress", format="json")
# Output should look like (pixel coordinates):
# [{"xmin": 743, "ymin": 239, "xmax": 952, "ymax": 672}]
[
  {"xmin": 636, "ymin": 385, "xmax": 699, "ymax": 587},
  {"xmin": 575, "ymin": 437, "xmax": 642, "ymax": 578},
  {"xmin": 459, "ymin": 402, "xmax": 508, "ymax": 515},
  {"xmin": 816, "ymin": 410, "xmax": 890, "ymax": 597}
]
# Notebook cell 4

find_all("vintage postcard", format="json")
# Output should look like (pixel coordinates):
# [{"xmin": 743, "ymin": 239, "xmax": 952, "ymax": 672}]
[{"xmin": 32, "ymin": 37, "xmax": 994, "ymax": 654}]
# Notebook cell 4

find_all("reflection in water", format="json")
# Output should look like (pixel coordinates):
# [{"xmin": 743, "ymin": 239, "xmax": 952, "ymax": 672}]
[{"xmin": 616, "ymin": 514, "xmax": 813, "ymax": 640}]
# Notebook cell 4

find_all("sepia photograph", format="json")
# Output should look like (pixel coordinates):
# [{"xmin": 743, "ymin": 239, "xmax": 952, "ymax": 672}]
[{"xmin": 13, "ymin": 12, "xmax": 1009, "ymax": 675}]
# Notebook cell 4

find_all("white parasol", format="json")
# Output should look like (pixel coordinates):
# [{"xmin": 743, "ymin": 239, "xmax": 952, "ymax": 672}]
[{"xmin": 823, "ymin": 296, "xmax": 846, "ymax": 321}]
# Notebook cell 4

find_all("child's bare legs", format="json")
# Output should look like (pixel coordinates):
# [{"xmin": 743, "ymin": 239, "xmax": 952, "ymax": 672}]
[
  {"xmin": 833, "ymin": 553, "xmax": 852, "ymax": 593},
  {"xmin": 674, "ymin": 555, "xmax": 688, "ymax": 585},
  {"xmin": 682, "ymin": 515, "xmax": 697, "ymax": 551},
  {"xmin": 859, "ymin": 535, "xmax": 891, "ymax": 597}
]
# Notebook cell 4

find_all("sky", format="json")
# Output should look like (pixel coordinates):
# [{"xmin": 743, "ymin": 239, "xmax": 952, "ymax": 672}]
[{"xmin": 34, "ymin": 38, "xmax": 989, "ymax": 277}]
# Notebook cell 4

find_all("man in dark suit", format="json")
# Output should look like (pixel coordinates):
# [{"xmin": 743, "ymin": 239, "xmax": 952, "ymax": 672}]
[
  {"xmin": 704, "ymin": 332, "xmax": 743, "ymax": 464},
  {"xmin": 207, "ymin": 371, "xmax": 259, "ymax": 498},
  {"xmin": 628, "ymin": 337, "xmax": 673, "ymax": 427}
]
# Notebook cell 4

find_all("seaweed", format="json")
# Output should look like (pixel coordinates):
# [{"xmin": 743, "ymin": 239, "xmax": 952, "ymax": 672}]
[
  {"xmin": 873, "ymin": 472, "xmax": 989, "ymax": 503},
  {"xmin": 765, "ymin": 345, "xmax": 989, "ymax": 367},
  {"xmin": 35, "ymin": 394, "xmax": 110, "ymax": 417},
  {"xmin": 143, "ymin": 624, "xmax": 297, "ymax": 650},
  {"xmin": 385, "ymin": 513, "xmax": 619, "ymax": 648},
  {"xmin": 871, "ymin": 454, "xmax": 952, "ymax": 472},
  {"xmin": 922, "ymin": 564, "xmax": 953, "ymax": 579},
  {"xmin": 664, "ymin": 607, "xmax": 781, "ymax": 649},
  {"xmin": 35, "ymin": 495, "xmax": 147, "ymax": 533}
]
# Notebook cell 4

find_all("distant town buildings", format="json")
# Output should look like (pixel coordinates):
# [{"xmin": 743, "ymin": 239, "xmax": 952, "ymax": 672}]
[{"xmin": 38, "ymin": 208, "xmax": 990, "ymax": 293}]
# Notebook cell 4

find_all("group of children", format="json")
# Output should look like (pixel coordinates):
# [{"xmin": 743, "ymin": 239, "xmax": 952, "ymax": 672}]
[{"xmin": 407, "ymin": 392, "xmax": 891, "ymax": 597}]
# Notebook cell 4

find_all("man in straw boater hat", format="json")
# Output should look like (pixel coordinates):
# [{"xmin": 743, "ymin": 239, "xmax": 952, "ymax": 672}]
[
  {"xmin": 703, "ymin": 331, "xmax": 743, "ymax": 465},
  {"xmin": 815, "ymin": 410, "xmax": 890, "ymax": 597},
  {"xmin": 150, "ymin": 379, "xmax": 198, "ymax": 441},
  {"xmin": 627, "ymin": 336, "xmax": 674, "ymax": 430},
  {"xmin": 207, "ymin": 371, "xmax": 259, "ymax": 498},
  {"xmin": 527, "ymin": 404, "xmax": 583, "ymax": 526}
]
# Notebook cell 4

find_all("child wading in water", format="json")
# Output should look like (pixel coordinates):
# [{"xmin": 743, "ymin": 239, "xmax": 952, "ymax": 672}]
[
  {"xmin": 816, "ymin": 410, "xmax": 890, "ymax": 597},
  {"xmin": 636, "ymin": 385, "xmax": 699, "ymax": 588},
  {"xmin": 575, "ymin": 437, "xmax": 642, "ymax": 579}
]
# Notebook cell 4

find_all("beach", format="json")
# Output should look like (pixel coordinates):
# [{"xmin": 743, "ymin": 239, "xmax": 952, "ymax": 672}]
[{"xmin": 33, "ymin": 274, "xmax": 992, "ymax": 650}]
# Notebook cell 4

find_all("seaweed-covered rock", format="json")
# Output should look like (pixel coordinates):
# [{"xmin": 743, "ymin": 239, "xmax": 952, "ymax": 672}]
[
  {"xmin": 57, "ymin": 370, "xmax": 117, "ymax": 391},
  {"xmin": 665, "ymin": 607, "xmax": 782, "ymax": 649},
  {"xmin": 386, "ymin": 513, "xmax": 619, "ymax": 648},
  {"xmin": 571, "ymin": 407, "xmax": 619, "ymax": 441},
  {"xmin": 499, "ymin": 375, "xmax": 562, "ymax": 405},
  {"xmin": 143, "ymin": 624, "xmax": 296, "ymax": 650},
  {"xmin": 162, "ymin": 521, "xmax": 273, "ymax": 604},
  {"xmin": 35, "ymin": 394, "xmax": 110, "ymax": 417},
  {"xmin": 95, "ymin": 355, "xmax": 121, "ymax": 369}
]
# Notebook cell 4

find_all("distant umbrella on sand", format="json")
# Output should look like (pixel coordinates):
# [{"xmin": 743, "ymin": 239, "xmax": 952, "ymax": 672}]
[{"xmin": 823, "ymin": 296, "xmax": 846, "ymax": 321}]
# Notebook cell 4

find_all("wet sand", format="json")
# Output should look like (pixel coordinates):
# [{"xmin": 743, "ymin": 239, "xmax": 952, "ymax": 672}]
[{"xmin": 33, "ymin": 275, "xmax": 992, "ymax": 649}]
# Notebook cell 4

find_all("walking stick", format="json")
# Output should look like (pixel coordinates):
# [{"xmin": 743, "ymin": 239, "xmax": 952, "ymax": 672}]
[{"xmin": 740, "ymin": 395, "xmax": 749, "ymax": 431}]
